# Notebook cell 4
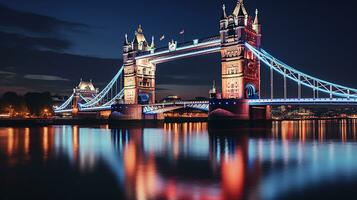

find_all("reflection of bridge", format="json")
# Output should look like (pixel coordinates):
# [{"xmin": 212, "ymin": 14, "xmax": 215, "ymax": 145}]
[{"xmin": 54, "ymin": 0, "xmax": 357, "ymax": 120}]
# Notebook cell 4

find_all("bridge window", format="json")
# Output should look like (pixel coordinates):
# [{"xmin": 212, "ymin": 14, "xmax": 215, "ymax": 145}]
[{"xmin": 227, "ymin": 68, "xmax": 236, "ymax": 75}]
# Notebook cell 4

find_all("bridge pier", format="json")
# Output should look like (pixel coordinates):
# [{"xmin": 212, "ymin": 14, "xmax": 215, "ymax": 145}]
[{"xmin": 208, "ymin": 99, "xmax": 271, "ymax": 121}]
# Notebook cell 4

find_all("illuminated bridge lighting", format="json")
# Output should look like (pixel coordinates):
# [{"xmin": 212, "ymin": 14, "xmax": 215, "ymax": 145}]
[{"xmin": 54, "ymin": 37, "xmax": 357, "ymax": 115}]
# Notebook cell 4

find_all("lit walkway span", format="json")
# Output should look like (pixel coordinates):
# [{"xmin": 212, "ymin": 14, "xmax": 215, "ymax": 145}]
[
  {"xmin": 249, "ymin": 98, "xmax": 357, "ymax": 106},
  {"xmin": 142, "ymin": 101, "xmax": 209, "ymax": 114},
  {"xmin": 136, "ymin": 36, "xmax": 221, "ymax": 64}
]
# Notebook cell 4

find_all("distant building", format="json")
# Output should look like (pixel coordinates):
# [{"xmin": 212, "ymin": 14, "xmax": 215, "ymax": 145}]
[
  {"xmin": 161, "ymin": 95, "xmax": 181, "ymax": 103},
  {"xmin": 74, "ymin": 79, "xmax": 99, "ymax": 104},
  {"xmin": 209, "ymin": 81, "xmax": 217, "ymax": 99}
]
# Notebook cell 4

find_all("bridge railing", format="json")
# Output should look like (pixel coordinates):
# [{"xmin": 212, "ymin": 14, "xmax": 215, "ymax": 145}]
[
  {"xmin": 79, "ymin": 65, "xmax": 124, "ymax": 108},
  {"xmin": 245, "ymin": 43, "xmax": 357, "ymax": 99},
  {"xmin": 136, "ymin": 35, "xmax": 220, "ymax": 57},
  {"xmin": 53, "ymin": 94, "xmax": 74, "ymax": 112}
]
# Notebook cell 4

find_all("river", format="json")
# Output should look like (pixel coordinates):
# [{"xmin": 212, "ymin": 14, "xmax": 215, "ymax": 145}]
[{"xmin": 1, "ymin": 120, "xmax": 357, "ymax": 200}]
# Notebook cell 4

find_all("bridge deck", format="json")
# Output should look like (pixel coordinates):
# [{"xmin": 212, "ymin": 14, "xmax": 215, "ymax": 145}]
[
  {"xmin": 136, "ymin": 37, "xmax": 221, "ymax": 63},
  {"xmin": 249, "ymin": 98, "xmax": 357, "ymax": 106},
  {"xmin": 55, "ymin": 98, "xmax": 357, "ymax": 114}
]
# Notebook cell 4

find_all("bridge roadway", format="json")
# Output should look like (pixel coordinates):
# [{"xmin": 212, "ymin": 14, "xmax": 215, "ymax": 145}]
[
  {"xmin": 54, "ymin": 98, "xmax": 357, "ymax": 114},
  {"xmin": 143, "ymin": 98, "xmax": 357, "ymax": 114}
]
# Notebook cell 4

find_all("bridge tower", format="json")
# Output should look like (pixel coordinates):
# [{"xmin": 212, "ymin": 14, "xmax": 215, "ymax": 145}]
[
  {"xmin": 72, "ymin": 79, "xmax": 99, "ymax": 116},
  {"xmin": 210, "ymin": 0, "xmax": 269, "ymax": 121},
  {"xmin": 123, "ymin": 25, "xmax": 156, "ymax": 105}
]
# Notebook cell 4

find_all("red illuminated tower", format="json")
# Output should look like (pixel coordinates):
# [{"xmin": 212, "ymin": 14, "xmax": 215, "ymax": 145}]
[{"xmin": 209, "ymin": 0, "xmax": 270, "ymax": 121}]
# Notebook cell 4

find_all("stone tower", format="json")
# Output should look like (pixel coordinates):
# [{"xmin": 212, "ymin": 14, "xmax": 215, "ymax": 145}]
[
  {"xmin": 220, "ymin": 0, "xmax": 261, "ymax": 100},
  {"xmin": 210, "ymin": 0, "xmax": 269, "ymax": 121},
  {"xmin": 123, "ymin": 25, "xmax": 156, "ymax": 104}
]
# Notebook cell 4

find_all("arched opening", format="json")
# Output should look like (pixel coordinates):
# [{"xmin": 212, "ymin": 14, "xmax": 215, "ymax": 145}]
[
  {"xmin": 138, "ymin": 93, "xmax": 150, "ymax": 104},
  {"xmin": 245, "ymin": 84, "xmax": 258, "ymax": 99}
]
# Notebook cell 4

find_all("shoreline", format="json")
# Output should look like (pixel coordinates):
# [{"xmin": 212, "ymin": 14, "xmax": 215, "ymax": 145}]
[{"xmin": 0, "ymin": 117, "xmax": 356, "ymax": 127}]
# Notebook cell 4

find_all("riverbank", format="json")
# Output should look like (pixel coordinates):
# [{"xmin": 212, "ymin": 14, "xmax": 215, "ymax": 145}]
[{"xmin": 0, "ymin": 118, "xmax": 109, "ymax": 127}]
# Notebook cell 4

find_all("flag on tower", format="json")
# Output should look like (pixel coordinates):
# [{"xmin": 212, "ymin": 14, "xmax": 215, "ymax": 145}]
[
  {"xmin": 180, "ymin": 29, "xmax": 185, "ymax": 35},
  {"xmin": 160, "ymin": 35, "xmax": 165, "ymax": 41}
]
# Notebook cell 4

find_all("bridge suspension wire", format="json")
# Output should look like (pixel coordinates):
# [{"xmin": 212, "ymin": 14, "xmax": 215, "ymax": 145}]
[
  {"xmin": 298, "ymin": 74, "xmax": 301, "ymax": 99},
  {"xmin": 245, "ymin": 43, "xmax": 357, "ymax": 99},
  {"xmin": 53, "ymin": 94, "xmax": 74, "ymax": 112},
  {"xmin": 79, "ymin": 65, "xmax": 124, "ymax": 108},
  {"xmin": 270, "ymin": 63, "xmax": 274, "ymax": 99},
  {"xmin": 284, "ymin": 68, "xmax": 287, "ymax": 99},
  {"xmin": 102, "ymin": 89, "xmax": 125, "ymax": 107}
]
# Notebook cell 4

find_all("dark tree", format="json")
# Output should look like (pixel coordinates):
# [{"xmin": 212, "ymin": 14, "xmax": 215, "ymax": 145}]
[
  {"xmin": 0, "ymin": 92, "xmax": 27, "ymax": 113},
  {"xmin": 24, "ymin": 92, "xmax": 53, "ymax": 115}
]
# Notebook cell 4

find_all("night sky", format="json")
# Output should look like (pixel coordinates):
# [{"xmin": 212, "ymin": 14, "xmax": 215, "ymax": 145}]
[{"xmin": 0, "ymin": 0, "xmax": 356, "ymax": 100}]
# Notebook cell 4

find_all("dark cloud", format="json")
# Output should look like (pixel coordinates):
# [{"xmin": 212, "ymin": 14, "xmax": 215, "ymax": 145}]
[
  {"xmin": 0, "ymin": 46, "xmax": 120, "ymax": 95},
  {"xmin": 0, "ymin": 31, "xmax": 71, "ymax": 51},
  {"xmin": 0, "ymin": 4, "xmax": 88, "ymax": 34},
  {"xmin": 0, "ymin": 70, "xmax": 16, "ymax": 75},
  {"xmin": 24, "ymin": 74, "xmax": 69, "ymax": 81}
]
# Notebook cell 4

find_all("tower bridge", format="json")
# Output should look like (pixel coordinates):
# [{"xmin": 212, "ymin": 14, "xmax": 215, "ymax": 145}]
[{"xmin": 54, "ymin": 0, "xmax": 357, "ymax": 121}]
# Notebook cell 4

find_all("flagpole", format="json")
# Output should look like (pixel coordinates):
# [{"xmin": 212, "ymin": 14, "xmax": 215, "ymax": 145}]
[{"xmin": 180, "ymin": 29, "xmax": 185, "ymax": 44}]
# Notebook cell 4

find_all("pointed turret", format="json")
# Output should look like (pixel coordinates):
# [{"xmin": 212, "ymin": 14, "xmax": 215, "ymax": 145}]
[
  {"xmin": 253, "ymin": 9, "xmax": 262, "ymax": 34},
  {"xmin": 124, "ymin": 34, "xmax": 129, "ymax": 45},
  {"xmin": 134, "ymin": 25, "xmax": 147, "ymax": 44},
  {"xmin": 220, "ymin": 4, "xmax": 228, "ymax": 31},
  {"xmin": 253, "ymin": 9, "xmax": 259, "ymax": 25},
  {"xmin": 221, "ymin": 4, "xmax": 227, "ymax": 20},
  {"xmin": 233, "ymin": 0, "xmax": 248, "ymax": 17},
  {"xmin": 150, "ymin": 36, "xmax": 155, "ymax": 49},
  {"xmin": 123, "ymin": 34, "xmax": 131, "ymax": 53},
  {"xmin": 132, "ymin": 25, "xmax": 148, "ymax": 51}
]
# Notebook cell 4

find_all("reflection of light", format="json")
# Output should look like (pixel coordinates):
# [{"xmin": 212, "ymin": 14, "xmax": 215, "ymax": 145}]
[
  {"xmin": 173, "ymin": 131, "xmax": 179, "ymax": 160},
  {"xmin": 281, "ymin": 121, "xmax": 293, "ymax": 141},
  {"xmin": 73, "ymin": 126, "xmax": 79, "ymax": 162},
  {"xmin": 145, "ymin": 124, "xmax": 209, "ymax": 158},
  {"xmin": 341, "ymin": 120, "xmax": 347, "ymax": 143},
  {"xmin": 222, "ymin": 148, "xmax": 244, "ymax": 199},
  {"xmin": 318, "ymin": 120, "xmax": 325, "ymax": 143},
  {"xmin": 258, "ymin": 139, "xmax": 263, "ymax": 163},
  {"xmin": 136, "ymin": 155, "xmax": 159, "ymax": 200},
  {"xmin": 299, "ymin": 121, "xmax": 307, "ymax": 143},
  {"xmin": 272, "ymin": 121, "xmax": 279, "ymax": 138},
  {"xmin": 353, "ymin": 119, "xmax": 356, "ymax": 140},
  {"xmin": 124, "ymin": 141, "xmax": 137, "ymax": 178},
  {"xmin": 270, "ymin": 140, "xmax": 275, "ymax": 165},
  {"xmin": 24, "ymin": 128, "xmax": 30, "ymax": 155},
  {"xmin": 43, "ymin": 127, "xmax": 49, "ymax": 157},
  {"xmin": 261, "ymin": 141, "xmax": 357, "ymax": 200},
  {"xmin": 7, "ymin": 128, "xmax": 14, "ymax": 155},
  {"xmin": 216, "ymin": 138, "xmax": 221, "ymax": 163}
]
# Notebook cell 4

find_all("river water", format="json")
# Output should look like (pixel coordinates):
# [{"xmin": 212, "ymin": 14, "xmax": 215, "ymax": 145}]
[{"xmin": 1, "ymin": 120, "xmax": 357, "ymax": 200}]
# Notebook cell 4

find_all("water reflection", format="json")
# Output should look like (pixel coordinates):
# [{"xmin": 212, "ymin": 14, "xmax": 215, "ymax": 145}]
[{"xmin": 0, "ymin": 120, "xmax": 357, "ymax": 199}]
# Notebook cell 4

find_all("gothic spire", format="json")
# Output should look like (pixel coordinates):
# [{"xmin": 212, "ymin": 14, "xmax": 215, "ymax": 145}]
[
  {"xmin": 221, "ymin": 4, "xmax": 227, "ymax": 20},
  {"xmin": 124, "ymin": 34, "xmax": 129, "ymax": 45},
  {"xmin": 253, "ymin": 9, "xmax": 261, "ymax": 34},
  {"xmin": 137, "ymin": 24, "xmax": 143, "ymax": 34},
  {"xmin": 233, "ymin": 0, "xmax": 248, "ymax": 17},
  {"xmin": 150, "ymin": 36, "xmax": 155, "ymax": 48},
  {"xmin": 253, "ymin": 9, "xmax": 259, "ymax": 25}
]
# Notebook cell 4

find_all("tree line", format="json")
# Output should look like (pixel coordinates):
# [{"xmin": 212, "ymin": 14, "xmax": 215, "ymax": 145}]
[{"xmin": 0, "ymin": 91, "xmax": 53, "ymax": 116}]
